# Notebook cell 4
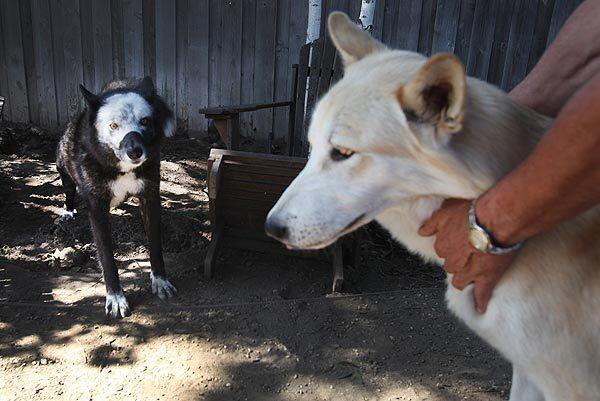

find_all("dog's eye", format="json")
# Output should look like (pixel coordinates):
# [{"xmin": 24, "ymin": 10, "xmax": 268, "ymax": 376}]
[
  {"xmin": 140, "ymin": 118, "xmax": 148, "ymax": 126},
  {"xmin": 330, "ymin": 147, "xmax": 355, "ymax": 161},
  {"xmin": 109, "ymin": 122, "xmax": 119, "ymax": 130}
]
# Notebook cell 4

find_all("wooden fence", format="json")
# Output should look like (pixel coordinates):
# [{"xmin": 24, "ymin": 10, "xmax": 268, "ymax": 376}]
[{"xmin": 0, "ymin": 0, "xmax": 583, "ymax": 139}]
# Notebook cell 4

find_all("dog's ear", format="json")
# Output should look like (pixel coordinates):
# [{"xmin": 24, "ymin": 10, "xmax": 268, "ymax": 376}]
[
  {"xmin": 328, "ymin": 11, "xmax": 385, "ymax": 68},
  {"xmin": 79, "ymin": 85, "xmax": 100, "ymax": 109},
  {"xmin": 137, "ymin": 76, "xmax": 155, "ymax": 99},
  {"xmin": 399, "ymin": 54, "xmax": 466, "ymax": 135}
]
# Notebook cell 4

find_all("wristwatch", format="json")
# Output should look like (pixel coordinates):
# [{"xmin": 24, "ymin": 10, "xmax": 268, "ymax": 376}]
[{"xmin": 467, "ymin": 200, "xmax": 523, "ymax": 255}]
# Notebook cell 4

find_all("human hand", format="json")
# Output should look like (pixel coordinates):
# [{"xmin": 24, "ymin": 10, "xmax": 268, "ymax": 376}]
[{"xmin": 418, "ymin": 199, "xmax": 517, "ymax": 313}]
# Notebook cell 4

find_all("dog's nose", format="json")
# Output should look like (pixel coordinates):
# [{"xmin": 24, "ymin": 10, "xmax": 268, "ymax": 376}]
[
  {"xmin": 127, "ymin": 146, "xmax": 144, "ymax": 160},
  {"xmin": 265, "ymin": 218, "xmax": 288, "ymax": 241}
]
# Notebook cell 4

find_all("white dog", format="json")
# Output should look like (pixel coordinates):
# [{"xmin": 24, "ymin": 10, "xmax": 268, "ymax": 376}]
[{"xmin": 266, "ymin": 12, "xmax": 600, "ymax": 401}]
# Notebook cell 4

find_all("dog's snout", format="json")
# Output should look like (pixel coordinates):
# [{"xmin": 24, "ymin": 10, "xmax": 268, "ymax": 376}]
[
  {"xmin": 265, "ymin": 217, "xmax": 288, "ymax": 241},
  {"xmin": 120, "ymin": 132, "xmax": 146, "ymax": 161},
  {"xmin": 127, "ymin": 146, "xmax": 144, "ymax": 160}
]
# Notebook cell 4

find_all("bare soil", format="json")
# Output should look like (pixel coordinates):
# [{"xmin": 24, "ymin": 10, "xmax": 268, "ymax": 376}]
[{"xmin": 0, "ymin": 121, "xmax": 510, "ymax": 401}]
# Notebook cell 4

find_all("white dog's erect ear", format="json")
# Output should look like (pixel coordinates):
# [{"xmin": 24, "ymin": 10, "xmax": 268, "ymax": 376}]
[
  {"xmin": 399, "ymin": 54, "xmax": 466, "ymax": 135},
  {"xmin": 328, "ymin": 11, "xmax": 385, "ymax": 68}
]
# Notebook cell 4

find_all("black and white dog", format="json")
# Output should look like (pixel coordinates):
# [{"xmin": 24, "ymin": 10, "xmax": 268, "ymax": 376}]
[{"xmin": 56, "ymin": 77, "xmax": 176, "ymax": 318}]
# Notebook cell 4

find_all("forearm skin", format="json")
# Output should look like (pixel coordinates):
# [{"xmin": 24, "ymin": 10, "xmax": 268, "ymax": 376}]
[
  {"xmin": 477, "ymin": 73, "xmax": 600, "ymax": 246},
  {"xmin": 509, "ymin": 0, "xmax": 600, "ymax": 117}
]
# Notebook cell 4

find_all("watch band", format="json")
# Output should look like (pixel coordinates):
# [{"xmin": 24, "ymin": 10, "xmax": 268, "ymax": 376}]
[{"xmin": 468, "ymin": 200, "xmax": 523, "ymax": 255}]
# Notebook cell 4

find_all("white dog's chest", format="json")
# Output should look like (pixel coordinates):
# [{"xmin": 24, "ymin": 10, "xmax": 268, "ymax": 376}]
[{"xmin": 109, "ymin": 173, "xmax": 145, "ymax": 207}]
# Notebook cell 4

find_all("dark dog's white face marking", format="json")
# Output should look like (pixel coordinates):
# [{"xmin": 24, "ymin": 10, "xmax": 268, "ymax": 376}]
[{"xmin": 95, "ymin": 93, "xmax": 153, "ymax": 171}]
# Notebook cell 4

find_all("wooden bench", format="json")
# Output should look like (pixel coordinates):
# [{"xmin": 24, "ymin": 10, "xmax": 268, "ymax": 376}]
[
  {"xmin": 205, "ymin": 149, "xmax": 356, "ymax": 292},
  {"xmin": 200, "ymin": 37, "xmax": 359, "ymax": 292},
  {"xmin": 199, "ymin": 37, "xmax": 342, "ymax": 156}
]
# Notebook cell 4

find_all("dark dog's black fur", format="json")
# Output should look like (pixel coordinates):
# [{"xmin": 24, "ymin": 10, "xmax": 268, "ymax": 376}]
[{"xmin": 56, "ymin": 77, "xmax": 176, "ymax": 318}]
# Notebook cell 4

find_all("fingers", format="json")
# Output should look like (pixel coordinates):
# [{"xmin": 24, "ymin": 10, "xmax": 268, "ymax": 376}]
[
  {"xmin": 473, "ymin": 279, "xmax": 496, "ymax": 314},
  {"xmin": 418, "ymin": 216, "xmax": 438, "ymax": 237},
  {"xmin": 451, "ymin": 274, "xmax": 473, "ymax": 290}
]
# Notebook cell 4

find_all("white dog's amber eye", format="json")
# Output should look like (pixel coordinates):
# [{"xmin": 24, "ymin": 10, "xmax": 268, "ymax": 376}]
[
  {"xmin": 109, "ymin": 122, "xmax": 119, "ymax": 130},
  {"xmin": 140, "ymin": 117, "xmax": 148, "ymax": 126},
  {"xmin": 330, "ymin": 147, "xmax": 355, "ymax": 161}
]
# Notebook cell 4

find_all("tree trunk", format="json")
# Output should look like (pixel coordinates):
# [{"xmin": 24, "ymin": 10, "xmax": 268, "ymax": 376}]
[
  {"xmin": 359, "ymin": 0, "xmax": 376, "ymax": 32},
  {"xmin": 306, "ymin": 0, "xmax": 322, "ymax": 43}
]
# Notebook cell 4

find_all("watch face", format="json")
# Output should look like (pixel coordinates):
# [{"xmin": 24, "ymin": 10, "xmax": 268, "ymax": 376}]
[{"xmin": 469, "ymin": 228, "xmax": 489, "ymax": 252}]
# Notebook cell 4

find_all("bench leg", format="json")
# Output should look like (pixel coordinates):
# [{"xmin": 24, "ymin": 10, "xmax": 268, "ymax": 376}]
[
  {"xmin": 204, "ymin": 227, "xmax": 223, "ymax": 279},
  {"xmin": 227, "ymin": 113, "xmax": 240, "ymax": 150},
  {"xmin": 332, "ymin": 241, "xmax": 344, "ymax": 293}
]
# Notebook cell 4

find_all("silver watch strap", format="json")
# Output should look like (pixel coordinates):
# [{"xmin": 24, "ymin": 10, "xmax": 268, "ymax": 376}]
[{"xmin": 469, "ymin": 200, "xmax": 523, "ymax": 255}]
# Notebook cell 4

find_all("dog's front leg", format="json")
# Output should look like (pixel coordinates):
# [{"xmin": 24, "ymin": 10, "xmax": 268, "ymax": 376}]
[
  {"xmin": 88, "ymin": 197, "xmax": 130, "ymax": 318},
  {"xmin": 140, "ymin": 183, "xmax": 176, "ymax": 300}
]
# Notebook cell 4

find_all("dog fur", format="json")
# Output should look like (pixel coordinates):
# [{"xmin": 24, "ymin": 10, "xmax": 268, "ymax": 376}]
[
  {"xmin": 266, "ymin": 12, "xmax": 600, "ymax": 401},
  {"xmin": 56, "ymin": 77, "xmax": 177, "ymax": 318}
]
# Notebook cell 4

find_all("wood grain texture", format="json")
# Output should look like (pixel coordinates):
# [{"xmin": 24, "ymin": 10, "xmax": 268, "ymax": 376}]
[
  {"xmin": 431, "ymin": 0, "xmax": 460, "ymax": 54},
  {"xmin": 466, "ymin": 0, "xmax": 498, "ymax": 80},
  {"xmin": 187, "ymin": 0, "xmax": 209, "ymax": 133},
  {"xmin": 175, "ymin": 0, "xmax": 189, "ymax": 130},
  {"xmin": 0, "ymin": 0, "xmax": 29, "ymax": 121},
  {"xmin": 123, "ymin": 0, "xmax": 144, "ymax": 79},
  {"xmin": 1, "ymin": 0, "xmax": 579, "ymax": 136},
  {"xmin": 155, "ymin": 0, "xmax": 177, "ymax": 112},
  {"xmin": 30, "ymin": 0, "xmax": 58, "ymax": 127},
  {"xmin": 501, "ymin": 0, "xmax": 539, "ymax": 91},
  {"xmin": 273, "ymin": 0, "xmax": 291, "ymax": 141},
  {"xmin": 240, "ymin": 0, "xmax": 257, "ymax": 135},
  {"xmin": 252, "ymin": 0, "xmax": 277, "ymax": 140}
]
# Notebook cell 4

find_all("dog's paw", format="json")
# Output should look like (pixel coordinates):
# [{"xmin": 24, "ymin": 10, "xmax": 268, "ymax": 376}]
[
  {"xmin": 105, "ymin": 291, "xmax": 131, "ymax": 318},
  {"xmin": 151, "ymin": 273, "xmax": 177, "ymax": 300},
  {"xmin": 59, "ymin": 209, "xmax": 76, "ymax": 221}
]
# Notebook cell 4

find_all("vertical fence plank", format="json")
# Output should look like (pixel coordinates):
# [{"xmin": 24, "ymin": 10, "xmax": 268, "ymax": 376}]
[
  {"xmin": 221, "ymin": 0, "xmax": 243, "ymax": 106},
  {"xmin": 18, "ymin": 0, "xmax": 38, "ymax": 122},
  {"xmin": 288, "ymin": 0, "xmax": 309, "ymax": 75},
  {"xmin": 187, "ymin": 0, "xmax": 209, "ymax": 133},
  {"xmin": 50, "ymin": 1, "xmax": 69, "ymax": 125},
  {"xmin": 92, "ymin": 0, "xmax": 113, "ymax": 92},
  {"xmin": 111, "ymin": 0, "xmax": 125, "ymax": 78},
  {"xmin": 0, "ymin": 0, "xmax": 29, "ymax": 122},
  {"xmin": 176, "ymin": 0, "xmax": 189, "ymax": 130},
  {"xmin": 80, "ymin": 0, "xmax": 96, "ymax": 91},
  {"xmin": 431, "ymin": 0, "xmax": 460, "ymax": 54},
  {"xmin": 372, "ymin": 0, "xmax": 386, "ymax": 40},
  {"xmin": 273, "ymin": 0, "xmax": 291, "ymax": 142},
  {"xmin": 418, "ymin": 0, "xmax": 436, "ymax": 56},
  {"xmin": 382, "ymin": 0, "xmax": 398, "ymax": 47},
  {"xmin": 30, "ymin": 0, "xmax": 58, "ymax": 127},
  {"xmin": 208, "ymin": 0, "xmax": 222, "ymax": 108},
  {"xmin": 453, "ymin": 0, "xmax": 475, "ymax": 64},
  {"xmin": 526, "ymin": 0, "xmax": 555, "ymax": 74},
  {"xmin": 123, "ymin": 0, "xmax": 144, "ymax": 79},
  {"xmin": 486, "ymin": 0, "xmax": 515, "ymax": 86},
  {"xmin": 466, "ymin": 0, "xmax": 498, "ymax": 80},
  {"xmin": 142, "ymin": 0, "xmax": 156, "ymax": 80},
  {"xmin": 240, "ymin": 0, "xmax": 256, "ymax": 135},
  {"xmin": 396, "ymin": 0, "xmax": 422, "ymax": 51},
  {"xmin": 253, "ymin": 0, "xmax": 278, "ymax": 139},
  {"xmin": 501, "ymin": 0, "xmax": 539, "ymax": 91},
  {"xmin": 155, "ymin": 0, "xmax": 177, "ymax": 111},
  {"xmin": 61, "ymin": 0, "xmax": 85, "ymax": 121},
  {"xmin": 0, "ymin": 2, "xmax": 9, "ymax": 118}
]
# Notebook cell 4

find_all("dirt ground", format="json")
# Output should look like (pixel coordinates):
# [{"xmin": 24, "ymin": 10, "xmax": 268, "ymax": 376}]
[{"xmin": 0, "ymin": 122, "xmax": 510, "ymax": 401}]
